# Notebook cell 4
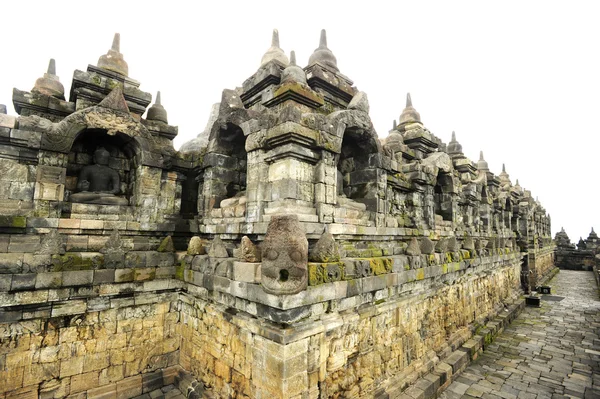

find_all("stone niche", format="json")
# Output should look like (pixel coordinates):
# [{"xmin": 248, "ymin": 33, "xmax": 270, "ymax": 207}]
[
  {"xmin": 337, "ymin": 126, "xmax": 380, "ymax": 212},
  {"xmin": 201, "ymin": 122, "xmax": 248, "ymax": 220},
  {"xmin": 65, "ymin": 128, "xmax": 136, "ymax": 206}
]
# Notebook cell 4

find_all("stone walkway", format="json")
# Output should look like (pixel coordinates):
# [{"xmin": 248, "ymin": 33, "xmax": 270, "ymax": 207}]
[{"xmin": 441, "ymin": 270, "xmax": 600, "ymax": 399}]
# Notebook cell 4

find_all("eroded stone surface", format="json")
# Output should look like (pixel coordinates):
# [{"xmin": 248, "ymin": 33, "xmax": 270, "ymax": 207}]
[{"xmin": 261, "ymin": 214, "xmax": 308, "ymax": 295}]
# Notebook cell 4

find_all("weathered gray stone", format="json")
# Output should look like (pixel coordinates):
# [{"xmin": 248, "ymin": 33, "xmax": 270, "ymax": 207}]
[
  {"xmin": 208, "ymin": 236, "xmax": 228, "ymax": 258},
  {"xmin": 435, "ymin": 239, "xmax": 448, "ymax": 253},
  {"xmin": 462, "ymin": 237, "xmax": 475, "ymax": 251},
  {"xmin": 406, "ymin": 238, "xmax": 421, "ymax": 256},
  {"xmin": 309, "ymin": 231, "xmax": 340, "ymax": 262},
  {"xmin": 420, "ymin": 237, "xmax": 435, "ymax": 254}
]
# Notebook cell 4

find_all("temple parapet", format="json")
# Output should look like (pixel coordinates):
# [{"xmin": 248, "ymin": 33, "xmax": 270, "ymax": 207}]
[{"xmin": 0, "ymin": 29, "xmax": 556, "ymax": 399}]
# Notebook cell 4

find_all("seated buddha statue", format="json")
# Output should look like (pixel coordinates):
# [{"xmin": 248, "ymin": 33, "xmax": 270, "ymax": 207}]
[{"xmin": 70, "ymin": 147, "xmax": 128, "ymax": 205}]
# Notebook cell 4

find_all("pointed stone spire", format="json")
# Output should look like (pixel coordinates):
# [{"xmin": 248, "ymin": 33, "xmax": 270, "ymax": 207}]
[
  {"xmin": 447, "ymin": 131, "xmax": 463, "ymax": 155},
  {"xmin": 260, "ymin": 29, "xmax": 289, "ymax": 67},
  {"xmin": 477, "ymin": 151, "xmax": 489, "ymax": 171},
  {"xmin": 290, "ymin": 50, "xmax": 296, "ymax": 66},
  {"xmin": 502, "ymin": 163, "xmax": 506, "ymax": 173},
  {"xmin": 398, "ymin": 92, "xmax": 422, "ymax": 128},
  {"xmin": 147, "ymin": 91, "xmax": 168, "ymax": 123},
  {"xmin": 98, "ymin": 85, "xmax": 130, "ymax": 113},
  {"xmin": 308, "ymin": 29, "xmax": 339, "ymax": 72},
  {"xmin": 111, "ymin": 33, "xmax": 120, "ymax": 52},
  {"xmin": 97, "ymin": 33, "xmax": 129, "ymax": 76},
  {"xmin": 392, "ymin": 120, "xmax": 397, "ymax": 130},
  {"xmin": 47, "ymin": 58, "xmax": 56, "ymax": 75},
  {"xmin": 32, "ymin": 58, "xmax": 65, "ymax": 99}
]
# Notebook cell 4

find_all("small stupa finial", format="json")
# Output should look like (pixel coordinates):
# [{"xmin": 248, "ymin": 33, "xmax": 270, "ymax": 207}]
[
  {"xmin": 406, "ymin": 93, "xmax": 412, "ymax": 107},
  {"xmin": 451, "ymin": 131, "xmax": 456, "ymax": 141},
  {"xmin": 98, "ymin": 33, "xmax": 128, "ymax": 76},
  {"xmin": 479, "ymin": 151, "xmax": 484, "ymax": 161},
  {"xmin": 147, "ymin": 90, "xmax": 168, "ymax": 123},
  {"xmin": 260, "ymin": 29, "xmax": 289, "ymax": 67},
  {"xmin": 319, "ymin": 29, "xmax": 328, "ymax": 48},
  {"xmin": 281, "ymin": 50, "xmax": 306, "ymax": 84},
  {"xmin": 393, "ymin": 120, "xmax": 397, "ymax": 129},
  {"xmin": 112, "ymin": 33, "xmax": 120, "ymax": 52},
  {"xmin": 32, "ymin": 58, "xmax": 64, "ymax": 99},
  {"xmin": 47, "ymin": 59, "xmax": 56, "ymax": 75},
  {"xmin": 516, "ymin": 179, "xmax": 520, "ymax": 185},
  {"xmin": 502, "ymin": 163, "xmax": 506, "ymax": 173}
]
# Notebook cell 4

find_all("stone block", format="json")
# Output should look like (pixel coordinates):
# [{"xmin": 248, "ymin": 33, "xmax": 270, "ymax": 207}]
[
  {"xmin": 232, "ymin": 262, "xmax": 260, "ymax": 283},
  {"xmin": 8, "ymin": 236, "xmax": 41, "ymax": 253},
  {"xmin": 94, "ymin": 269, "xmax": 115, "ymax": 284},
  {"xmin": 87, "ymin": 384, "xmax": 117, "ymax": 399},
  {"xmin": 116, "ymin": 375, "xmax": 142, "ymax": 399},
  {"xmin": 115, "ymin": 269, "xmax": 135, "ymax": 283},
  {"xmin": 62, "ymin": 270, "xmax": 93, "ymax": 286},
  {"xmin": 445, "ymin": 350, "xmax": 468, "ymax": 374},
  {"xmin": 81, "ymin": 219, "xmax": 104, "ymax": 230},
  {"xmin": 0, "ymin": 274, "xmax": 11, "ymax": 291},
  {"xmin": 11, "ymin": 273, "xmax": 36, "ymax": 291},
  {"xmin": 35, "ymin": 272, "xmax": 62, "ymax": 288},
  {"xmin": 71, "ymin": 371, "xmax": 100, "ymax": 393},
  {"xmin": 59, "ymin": 356, "xmax": 84, "ymax": 378}
]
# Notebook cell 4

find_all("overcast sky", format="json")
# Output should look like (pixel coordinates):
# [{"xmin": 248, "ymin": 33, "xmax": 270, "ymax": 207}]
[{"xmin": 1, "ymin": 1, "xmax": 598, "ymax": 242}]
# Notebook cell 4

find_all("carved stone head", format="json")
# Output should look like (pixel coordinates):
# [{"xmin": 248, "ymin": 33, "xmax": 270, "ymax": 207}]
[
  {"xmin": 261, "ymin": 215, "xmax": 308, "ymax": 295},
  {"xmin": 93, "ymin": 147, "xmax": 110, "ymax": 165}
]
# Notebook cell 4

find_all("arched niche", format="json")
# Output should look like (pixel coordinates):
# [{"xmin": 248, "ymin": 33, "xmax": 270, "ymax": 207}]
[
  {"xmin": 336, "ymin": 126, "xmax": 380, "ymax": 210},
  {"xmin": 434, "ymin": 172, "xmax": 454, "ymax": 222},
  {"xmin": 204, "ymin": 122, "xmax": 247, "ymax": 211},
  {"xmin": 65, "ymin": 128, "xmax": 139, "ymax": 206}
]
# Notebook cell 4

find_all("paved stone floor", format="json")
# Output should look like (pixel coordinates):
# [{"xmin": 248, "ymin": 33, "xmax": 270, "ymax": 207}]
[{"xmin": 441, "ymin": 270, "xmax": 600, "ymax": 399}]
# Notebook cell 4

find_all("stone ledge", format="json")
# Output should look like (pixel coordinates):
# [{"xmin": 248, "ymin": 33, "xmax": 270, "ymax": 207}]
[{"xmin": 377, "ymin": 297, "xmax": 526, "ymax": 399}]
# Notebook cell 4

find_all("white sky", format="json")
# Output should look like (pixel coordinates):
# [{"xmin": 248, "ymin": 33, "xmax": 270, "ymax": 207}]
[{"xmin": 1, "ymin": 1, "xmax": 598, "ymax": 242}]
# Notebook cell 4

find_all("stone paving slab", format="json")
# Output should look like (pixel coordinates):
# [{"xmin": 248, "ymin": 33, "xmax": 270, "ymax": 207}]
[{"xmin": 440, "ymin": 270, "xmax": 600, "ymax": 399}]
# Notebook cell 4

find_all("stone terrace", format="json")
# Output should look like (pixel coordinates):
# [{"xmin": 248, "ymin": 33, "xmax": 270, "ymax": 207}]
[{"xmin": 441, "ymin": 270, "xmax": 600, "ymax": 399}]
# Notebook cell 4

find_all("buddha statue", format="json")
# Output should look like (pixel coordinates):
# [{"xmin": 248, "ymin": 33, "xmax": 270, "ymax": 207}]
[{"xmin": 70, "ymin": 147, "xmax": 128, "ymax": 205}]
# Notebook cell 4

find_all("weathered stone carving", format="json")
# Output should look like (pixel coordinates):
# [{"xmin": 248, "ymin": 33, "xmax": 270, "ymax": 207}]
[
  {"xmin": 235, "ymin": 236, "xmax": 260, "ymax": 262},
  {"xmin": 208, "ymin": 236, "xmax": 228, "ymax": 258},
  {"xmin": 37, "ymin": 230, "xmax": 65, "ymax": 255},
  {"xmin": 187, "ymin": 236, "xmax": 206, "ymax": 256},
  {"xmin": 309, "ymin": 230, "xmax": 340, "ymax": 262},
  {"xmin": 261, "ymin": 215, "xmax": 308, "ymax": 295}
]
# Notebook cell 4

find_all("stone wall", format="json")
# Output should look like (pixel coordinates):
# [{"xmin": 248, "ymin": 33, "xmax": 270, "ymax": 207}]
[
  {"xmin": 0, "ymin": 298, "xmax": 180, "ymax": 398},
  {"xmin": 174, "ymin": 252, "xmax": 521, "ymax": 398}
]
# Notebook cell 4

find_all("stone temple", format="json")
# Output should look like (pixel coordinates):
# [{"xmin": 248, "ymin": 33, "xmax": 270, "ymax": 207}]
[{"xmin": 0, "ymin": 31, "xmax": 556, "ymax": 398}]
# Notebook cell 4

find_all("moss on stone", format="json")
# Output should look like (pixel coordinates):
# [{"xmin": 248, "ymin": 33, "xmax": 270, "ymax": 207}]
[
  {"xmin": 175, "ymin": 262, "xmax": 185, "ymax": 281},
  {"xmin": 52, "ymin": 253, "xmax": 94, "ymax": 271}
]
